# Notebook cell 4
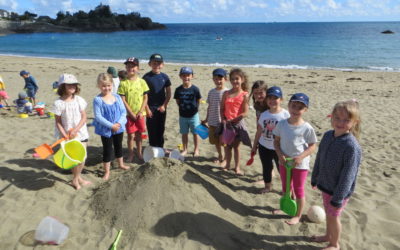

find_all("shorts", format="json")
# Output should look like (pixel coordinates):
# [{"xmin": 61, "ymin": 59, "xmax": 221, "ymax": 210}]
[
  {"xmin": 26, "ymin": 89, "xmax": 36, "ymax": 98},
  {"xmin": 322, "ymin": 192, "xmax": 349, "ymax": 217},
  {"xmin": 0, "ymin": 91, "xmax": 9, "ymax": 99},
  {"xmin": 179, "ymin": 113, "xmax": 200, "ymax": 134},
  {"xmin": 126, "ymin": 116, "xmax": 146, "ymax": 134},
  {"xmin": 208, "ymin": 125, "xmax": 220, "ymax": 145}
]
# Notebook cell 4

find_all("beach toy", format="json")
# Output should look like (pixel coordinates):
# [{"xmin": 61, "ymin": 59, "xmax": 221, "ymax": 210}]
[
  {"xmin": 109, "ymin": 230, "xmax": 123, "ymax": 250},
  {"xmin": 307, "ymin": 205, "xmax": 326, "ymax": 223},
  {"xmin": 194, "ymin": 124, "xmax": 209, "ymax": 140},
  {"xmin": 246, "ymin": 151, "xmax": 256, "ymax": 166},
  {"xmin": 35, "ymin": 108, "xmax": 45, "ymax": 116},
  {"xmin": 34, "ymin": 138, "xmax": 66, "ymax": 159},
  {"xmin": 141, "ymin": 133, "xmax": 148, "ymax": 139},
  {"xmin": 34, "ymin": 216, "xmax": 69, "ymax": 245},
  {"xmin": 221, "ymin": 125, "xmax": 236, "ymax": 145},
  {"xmin": 143, "ymin": 146, "xmax": 165, "ymax": 163},
  {"xmin": 19, "ymin": 113, "xmax": 29, "ymax": 118},
  {"xmin": 177, "ymin": 144, "xmax": 184, "ymax": 151},
  {"xmin": 169, "ymin": 149, "xmax": 184, "ymax": 161},
  {"xmin": 53, "ymin": 139, "xmax": 87, "ymax": 169},
  {"xmin": 0, "ymin": 104, "xmax": 3, "ymax": 108},
  {"xmin": 47, "ymin": 112, "xmax": 55, "ymax": 119},
  {"xmin": 280, "ymin": 158, "xmax": 298, "ymax": 216}
]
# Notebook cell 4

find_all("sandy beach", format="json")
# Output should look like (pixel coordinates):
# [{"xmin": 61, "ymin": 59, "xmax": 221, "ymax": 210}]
[{"xmin": 0, "ymin": 55, "xmax": 399, "ymax": 249}]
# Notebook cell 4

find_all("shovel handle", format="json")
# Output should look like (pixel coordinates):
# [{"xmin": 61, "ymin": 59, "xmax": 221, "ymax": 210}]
[{"xmin": 50, "ymin": 138, "xmax": 66, "ymax": 148}]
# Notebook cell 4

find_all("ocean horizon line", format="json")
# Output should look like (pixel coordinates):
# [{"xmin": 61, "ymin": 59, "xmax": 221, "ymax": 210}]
[{"xmin": 1, "ymin": 53, "xmax": 399, "ymax": 72}]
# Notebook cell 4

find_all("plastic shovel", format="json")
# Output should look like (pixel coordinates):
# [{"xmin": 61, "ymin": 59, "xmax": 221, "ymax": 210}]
[
  {"xmin": 109, "ymin": 230, "xmax": 123, "ymax": 250},
  {"xmin": 279, "ymin": 158, "xmax": 298, "ymax": 216},
  {"xmin": 34, "ymin": 138, "xmax": 66, "ymax": 159},
  {"xmin": 246, "ymin": 151, "xmax": 256, "ymax": 166}
]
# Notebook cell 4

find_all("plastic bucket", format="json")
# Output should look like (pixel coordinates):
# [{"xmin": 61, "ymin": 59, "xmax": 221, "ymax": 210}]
[
  {"xmin": 19, "ymin": 113, "xmax": 29, "ymax": 118},
  {"xmin": 36, "ymin": 108, "xmax": 45, "ymax": 116},
  {"xmin": 53, "ymin": 139, "xmax": 86, "ymax": 169},
  {"xmin": 169, "ymin": 149, "xmax": 184, "ymax": 161},
  {"xmin": 34, "ymin": 216, "xmax": 69, "ymax": 245},
  {"xmin": 143, "ymin": 146, "xmax": 165, "ymax": 162},
  {"xmin": 194, "ymin": 124, "xmax": 209, "ymax": 139}
]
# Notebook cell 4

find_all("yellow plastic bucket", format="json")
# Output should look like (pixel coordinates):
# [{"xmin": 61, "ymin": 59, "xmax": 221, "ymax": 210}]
[{"xmin": 53, "ymin": 139, "xmax": 86, "ymax": 169}]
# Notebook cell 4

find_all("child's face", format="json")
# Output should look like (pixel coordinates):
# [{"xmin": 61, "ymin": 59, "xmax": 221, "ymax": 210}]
[
  {"xmin": 230, "ymin": 73, "xmax": 243, "ymax": 90},
  {"xmin": 125, "ymin": 63, "xmax": 139, "ymax": 76},
  {"xmin": 266, "ymin": 95, "xmax": 282, "ymax": 110},
  {"xmin": 149, "ymin": 60, "xmax": 163, "ymax": 74},
  {"xmin": 213, "ymin": 75, "xmax": 226, "ymax": 89},
  {"xmin": 253, "ymin": 88, "xmax": 266, "ymax": 103},
  {"xmin": 21, "ymin": 74, "xmax": 28, "ymax": 79},
  {"xmin": 331, "ymin": 108, "xmax": 356, "ymax": 137},
  {"xmin": 288, "ymin": 101, "xmax": 307, "ymax": 119},
  {"xmin": 65, "ymin": 84, "xmax": 78, "ymax": 95},
  {"xmin": 180, "ymin": 73, "xmax": 193, "ymax": 85},
  {"xmin": 99, "ymin": 81, "xmax": 113, "ymax": 95}
]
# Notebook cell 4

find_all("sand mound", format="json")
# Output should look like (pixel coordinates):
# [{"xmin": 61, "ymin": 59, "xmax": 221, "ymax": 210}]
[{"xmin": 90, "ymin": 158, "xmax": 298, "ymax": 249}]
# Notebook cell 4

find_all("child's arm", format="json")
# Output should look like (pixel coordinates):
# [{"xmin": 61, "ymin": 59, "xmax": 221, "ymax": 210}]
[
  {"xmin": 220, "ymin": 92, "xmax": 228, "ymax": 123},
  {"xmin": 116, "ymin": 95, "xmax": 127, "ymax": 126},
  {"xmin": 202, "ymin": 102, "xmax": 210, "ymax": 124},
  {"xmin": 69, "ymin": 110, "xmax": 87, "ymax": 139},
  {"xmin": 293, "ymin": 143, "xmax": 316, "ymax": 167},
  {"xmin": 331, "ymin": 146, "xmax": 362, "ymax": 207},
  {"xmin": 137, "ymin": 93, "xmax": 148, "ymax": 120},
  {"xmin": 159, "ymin": 86, "xmax": 171, "ymax": 113},
  {"xmin": 31, "ymin": 76, "xmax": 39, "ymax": 92},
  {"xmin": 273, "ymin": 135, "xmax": 287, "ymax": 166},
  {"xmin": 93, "ymin": 97, "xmax": 114, "ymax": 128},
  {"xmin": 251, "ymin": 124, "xmax": 263, "ymax": 154},
  {"xmin": 55, "ymin": 116, "xmax": 69, "ymax": 139},
  {"xmin": 120, "ymin": 95, "xmax": 136, "ymax": 120},
  {"xmin": 230, "ymin": 93, "xmax": 249, "ymax": 124}
]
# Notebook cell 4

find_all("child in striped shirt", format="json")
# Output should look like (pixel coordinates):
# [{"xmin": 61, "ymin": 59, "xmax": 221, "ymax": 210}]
[{"xmin": 202, "ymin": 68, "xmax": 228, "ymax": 166}]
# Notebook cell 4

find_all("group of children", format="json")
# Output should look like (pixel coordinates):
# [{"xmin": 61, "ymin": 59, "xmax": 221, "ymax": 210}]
[
  {"xmin": 2, "ymin": 53, "xmax": 362, "ymax": 249},
  {"xmin": 201, "ymin": 67, "xmax": 362, "ymax": 249},
  {"xmin": 0, "ymin": 71, "xmax": 39, "ymax": 113}
]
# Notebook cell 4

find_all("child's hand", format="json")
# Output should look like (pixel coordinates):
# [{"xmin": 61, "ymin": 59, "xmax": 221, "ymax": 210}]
[
  {"xmin": 251, "ymin": 144, "xmax": 258, "ymax": 155},
  {"xmin": 312, "ymin": 186, "xmax": 317, "ymax": 190},
  {"xmin": 146, "ymin": 109, "xmax": 153, "ymax": 118},
  {"xmin": 157, "ymin": 105, "xmax": 166, "ymax": 113},
  {"xmin": 278, "ymin": 155, "xmax": 286, "ymax": 166},
  {"xmin": 293, "ymin": 156, "xmax": 303, "ymax": 167},
  {"xmin": 69, "ymin": 128, "xmax": 78, "ymax": 139},
  {"xmin": 129, "ymin": 113, "xmax": 137, "ymax": 121},
  {"xmin": 111, "ymin": 123, "xmax": 120, "ymax": 132}
]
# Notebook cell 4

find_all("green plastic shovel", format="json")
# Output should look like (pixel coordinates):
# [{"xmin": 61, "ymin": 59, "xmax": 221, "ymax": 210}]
[
  {"xmin": 109, "ymin": 230, "xmax": 123, "ymax": 250},
  {"xmin": 279, "ymin": 158, "xmax": 298, "ymax": 216}
]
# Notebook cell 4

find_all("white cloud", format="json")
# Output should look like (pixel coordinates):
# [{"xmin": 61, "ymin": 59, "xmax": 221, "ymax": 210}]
[
  {"xmin": 326, "ymin": 0, "xmax": 340, "ymax": 9},
  {"xmin": 0, "ymin": 0, "xmax": 18, "ymax": 11}
]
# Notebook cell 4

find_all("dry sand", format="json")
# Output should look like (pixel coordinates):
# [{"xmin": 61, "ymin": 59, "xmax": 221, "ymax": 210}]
[{"xmin": 0, "ymin": 55, "xmax": 399, "ymax": 249}]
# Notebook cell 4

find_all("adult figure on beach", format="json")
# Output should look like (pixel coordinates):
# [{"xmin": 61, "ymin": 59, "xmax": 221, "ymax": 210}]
[{"xmin": 107, "ymin": 66, "xmax": 120, "ymax": 94}]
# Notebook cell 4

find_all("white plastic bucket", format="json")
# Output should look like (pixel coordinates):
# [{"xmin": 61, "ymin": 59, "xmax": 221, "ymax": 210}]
[
  {"xmin": 169, "ymin": 149, "xmax": 184, "ymax": 161},
  {"xmin": 143, "ymin": 146, "xmax": 165, "ymax": 162},
  {"xmin": 34, "ymin": 216, "xmax": 69, "ymax": 245}
]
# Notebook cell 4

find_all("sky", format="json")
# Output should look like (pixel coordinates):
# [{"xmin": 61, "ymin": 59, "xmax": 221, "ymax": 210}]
[{"xmin": 0, "ymin": 0, "xmax": 399, "ymax": 23}]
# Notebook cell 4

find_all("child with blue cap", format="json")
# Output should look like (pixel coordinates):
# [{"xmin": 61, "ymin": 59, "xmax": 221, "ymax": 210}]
[{"xmin": 20, "ymin": 70, "xmax": 39, "ymax": 106}]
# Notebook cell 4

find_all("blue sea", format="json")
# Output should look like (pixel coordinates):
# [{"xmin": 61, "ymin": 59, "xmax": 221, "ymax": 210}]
[{"xmin": 1, "ymin": 22, "xmax": 400, "ymax": 71}]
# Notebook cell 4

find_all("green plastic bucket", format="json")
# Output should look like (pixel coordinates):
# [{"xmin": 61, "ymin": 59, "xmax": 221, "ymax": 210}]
[{"xmin": 53, "ymin": 139, "xmax": 86, "ymax": 169}]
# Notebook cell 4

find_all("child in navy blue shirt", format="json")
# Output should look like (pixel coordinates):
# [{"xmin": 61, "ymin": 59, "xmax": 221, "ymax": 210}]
[
  {"xmin": 174, "ymin": 67, "xmax": 202, "ymax": 156},
  {"xmin": 20, "ymin": 70, "xmax": 39, "ymax": 106},
  {"xmin": 143, "ymin": 54, "xmax": 172, "ymax": 148}
]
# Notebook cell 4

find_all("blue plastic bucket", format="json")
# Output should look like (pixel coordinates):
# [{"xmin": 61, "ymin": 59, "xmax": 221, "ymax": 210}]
[{"xmin": 195, "ymin": 124, "xmax": 209, "ymax": 139}]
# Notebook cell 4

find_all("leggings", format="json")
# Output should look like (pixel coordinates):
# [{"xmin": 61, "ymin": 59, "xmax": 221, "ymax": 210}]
[
  {"xmin": 101, "ymin": 133, "xmax": 124, "ymax": 163},
  {"xmin": 279, "ymin": 165, "xmax": 308, "ymax": 199},
  {"xmin": 258, "ymin": 144, "xmax": 279, "ymax": 183}
]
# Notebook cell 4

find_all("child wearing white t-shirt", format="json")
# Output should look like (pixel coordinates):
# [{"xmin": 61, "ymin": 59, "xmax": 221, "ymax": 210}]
[
  {"xmin": 53, "ymin": 73, "xmax": 90, "ymax": 190},
  {"xmin": 252, "ymin": 86, "xmax": 289, "ymax": 193}
]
